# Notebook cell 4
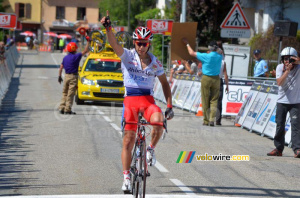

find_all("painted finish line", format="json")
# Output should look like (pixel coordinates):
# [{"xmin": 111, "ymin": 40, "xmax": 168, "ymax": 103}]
[{"xmin": 1, "ymin": 195, "xmax": 245, "ymax": 198}]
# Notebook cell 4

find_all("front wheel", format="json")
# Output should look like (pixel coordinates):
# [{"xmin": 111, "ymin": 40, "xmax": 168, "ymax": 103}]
[
  {"xmin": 75, "ymin": 93, "xmax": 84, "ymax": 105},
  {"xmin": 136, "ymin": 142, "xmax": 147, "ymax": 198}
]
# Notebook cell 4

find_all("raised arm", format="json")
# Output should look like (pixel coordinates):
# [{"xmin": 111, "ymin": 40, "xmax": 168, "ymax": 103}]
[
  {"xmin": 100, "ymin": 10, "xmax": 124, "ymax": 57},
  {"xmin": 182, "ymin": 38, "xmax": 197, "ymax": 57}
]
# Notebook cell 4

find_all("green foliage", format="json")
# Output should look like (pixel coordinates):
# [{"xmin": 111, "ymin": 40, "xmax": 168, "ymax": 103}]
[
  {"xmin": 0, "ymin": 0, "xmax": 10, "ymax": 12},
  {"xmin": 173, "ymin": 0, "xmax": 234, "ymax": 46},
  {"xmin": 164, "ymin": 0, "xmax": 177, "ymax": 20},
  {"xmin": 99, "ymin": 0, "xmax": 156, "ymax": 31},
  {"xmin": 135, "ymin": 8, "xmax": 161, "ymax": 23}
]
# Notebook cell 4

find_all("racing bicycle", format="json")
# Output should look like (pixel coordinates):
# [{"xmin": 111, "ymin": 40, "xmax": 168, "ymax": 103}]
[{"xmin": 122, "ymin": 112, "xmax": 167, "ymax": 198}]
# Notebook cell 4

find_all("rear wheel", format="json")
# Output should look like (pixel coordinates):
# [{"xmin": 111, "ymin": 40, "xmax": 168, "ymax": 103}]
[{"xmin": 75, "ymin": 93, "xmax": 84, "ymax": 105}]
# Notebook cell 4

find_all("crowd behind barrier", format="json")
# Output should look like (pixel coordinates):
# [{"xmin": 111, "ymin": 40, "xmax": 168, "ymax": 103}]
[
  {"xmin": 154, "ymin": 72, "xmax": 289, "ymax": 144},
  {"xmin": 0, "ymin": 45, "xmax": 20, "ymax": 106}
]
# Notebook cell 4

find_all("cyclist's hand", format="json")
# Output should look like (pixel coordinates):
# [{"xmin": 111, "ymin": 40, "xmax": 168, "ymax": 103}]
[
  {"xmin": 165, "ymin": 108, "xmax": 174, "ymax": 120},
  {"xmin": 58, "ymin": 76, "xmax": 63, "ymax": 84},
  {"xmin": 100, "ymin": 10, "xmax": 111, "ymax": 31}
]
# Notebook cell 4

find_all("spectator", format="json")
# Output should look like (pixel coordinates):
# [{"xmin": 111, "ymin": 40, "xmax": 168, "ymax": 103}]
[
  {"xmin": 0, "ymin": 41, "xmax": 6, "ymax": 64},
  {"xmin": 216, "ymin": 48, "xmax": 229, "ymax": 126},
  {"xmin": 58, "ymin": 41, "xmax": 90, "ymax": 114},
  {"xmin": 267, "ymin": 47, "xmax": 300, "ymax": 158},
  {"xmin": 182, "ymin": 59, "xmax": 199, "ymax": 76},
  {"xmin": 25, "ymin": 36, "xmax": 31, "ymax": 47},
  {"xmin": 182, "ymin": 38, "xmax": 222, "ymax": 126},
  {"xmin": 59, "ymin": 38, "xmax": 65, "ymax": 53},
  {"xmin": 253, "ymin": 49, "xmax": 268, "ymax": 78}
]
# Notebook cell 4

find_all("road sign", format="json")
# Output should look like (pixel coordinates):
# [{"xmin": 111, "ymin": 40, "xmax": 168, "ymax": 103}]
[
  {"xmin": 146, "ymin": 19, "xmax": 173, "ymax": 35},
  {"xmin": 223, "ymin": 44, "xmax": 250, "ymax": 78},
  {"xmin": 0, "ymin": 13, "xmax": 17, "ymax": 29},
  {"xmin": 220, "ymin": 3, "xmax": 250, "ymax": 38}
]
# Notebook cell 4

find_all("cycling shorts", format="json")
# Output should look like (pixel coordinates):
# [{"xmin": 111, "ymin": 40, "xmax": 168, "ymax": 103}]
[{"xmin": 122, "ymin": 95, "xmax": 162, "ymax": 131}]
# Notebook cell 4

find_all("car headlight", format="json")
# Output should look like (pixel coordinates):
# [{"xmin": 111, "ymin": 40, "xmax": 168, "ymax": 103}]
[{"xmin": 81, "ymin": 77, "xmax": 95, "ymax": 85}]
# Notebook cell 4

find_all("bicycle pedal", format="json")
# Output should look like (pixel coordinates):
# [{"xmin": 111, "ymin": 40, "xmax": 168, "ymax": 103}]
[{"xmin": 147, "ymin": 172, "xmax": 150, "ymax": 177}]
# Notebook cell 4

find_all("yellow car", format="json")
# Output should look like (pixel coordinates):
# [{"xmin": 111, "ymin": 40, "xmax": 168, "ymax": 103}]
[
  {"xmin": 75, "ymin": 29, "xmax": 132, "ymax": 105},
  {"xmin": 75, "ymin": 52, "xmax": 125, "ymax": 104}
]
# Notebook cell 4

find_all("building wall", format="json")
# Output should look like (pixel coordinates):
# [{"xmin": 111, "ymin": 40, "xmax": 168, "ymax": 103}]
[
  {"xmin": 241, "ymin": 0, "xmax": 300, "ymax": 34},
  {"xmin": 4, "ymin": 0, "xmax": 42, "ymax": 23},
  {"xmin": 42, "ymin": 0, "xmax": 100, "ymax": 32}
]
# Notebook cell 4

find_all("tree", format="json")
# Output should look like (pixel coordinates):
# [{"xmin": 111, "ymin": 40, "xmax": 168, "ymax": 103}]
[
  {"xmin": 173, "ymin": 0, "xmax": 234, "ymax": 46},
  {"xmin": 99, "ymin": 0, "xmax": 156, "ymax": 30}
]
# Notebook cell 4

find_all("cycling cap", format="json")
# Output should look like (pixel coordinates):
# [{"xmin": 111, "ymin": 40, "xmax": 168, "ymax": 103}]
[
  {"xmin": 132, "ymin": 27, "xmax": 153, "ymax": 41},
  {"xmin": 281, "ymin": 47, "xmax": 298, "ymax": 57},
  {"xmin": 66, "ymin": 42, "xmax": 78, "ymax": 53}
]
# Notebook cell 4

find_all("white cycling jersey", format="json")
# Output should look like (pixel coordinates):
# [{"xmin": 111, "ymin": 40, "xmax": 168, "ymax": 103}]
[{"xmin": 120, "ymin": 48, "xmax": 164, "ymax": 96}]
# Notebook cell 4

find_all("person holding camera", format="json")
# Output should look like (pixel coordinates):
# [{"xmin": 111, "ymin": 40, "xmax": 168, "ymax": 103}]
[{"xmin": 267, "ymin": 47, "xmax": 300, "ymax": 158}]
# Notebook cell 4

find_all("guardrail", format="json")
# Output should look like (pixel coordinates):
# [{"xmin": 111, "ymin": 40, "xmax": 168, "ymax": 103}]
[
  {"xmin": 153, "ymin": 72, "xmax": 290, "ymax": 145},
  {"xmin": 0, "ymin": 45, "xmax": 19, "ymax": 106}
]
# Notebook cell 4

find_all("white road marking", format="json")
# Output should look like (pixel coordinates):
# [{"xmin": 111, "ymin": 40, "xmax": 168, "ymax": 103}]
[
  {"xmin": 170, "ymin": 179, "xmax": 197, "ymax": 196},
  {"xmin": 103, "ymin": 116, "xmax": 112, "ymax": 122},
  {"xmin": 51, "ymin": 53, "xmax": 64, "ymax": 78},
  {"xmin": 97, "ymin": 110, "xmax": 104, "ymax": 115},
  {"xmin": 38, "ymin": 76, "xmax": 49, "ymax": 79},
  {"xmin": 110, "ymin": 122, "xmax": 121, "ymax": 131},
  {"xmin": 92, "ymin": 105, "xmax": 98, "ymax": 109},
  {"xmin": 154, "ymin": 161, "xmax": 169, "ymax": 173}
]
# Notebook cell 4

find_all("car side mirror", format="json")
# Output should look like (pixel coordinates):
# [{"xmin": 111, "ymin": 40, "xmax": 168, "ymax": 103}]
[{"xmin": 78, "ymin": 66, "xmax": 82, "ymax": 72}]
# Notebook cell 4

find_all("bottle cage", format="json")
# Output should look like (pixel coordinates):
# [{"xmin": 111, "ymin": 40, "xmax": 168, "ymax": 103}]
[{"xmin": 89, "ymin": 30, "xmax": 106, "ymax": 53}]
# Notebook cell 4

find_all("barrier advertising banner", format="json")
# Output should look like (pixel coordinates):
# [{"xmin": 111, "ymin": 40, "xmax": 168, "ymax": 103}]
[
  {"xmin": 235, "ymin": 81, "xmax": 261, "ymax": 125},
  {"xmin": 172, "ymin": 75, "xmax": 186, "ymax": 107},
  {"xmin": 183, "ymin": 78, "xmax": 201, "ymax": 110},
  {"xmin": 285, "ymin": 115, "xmax": 291, "ymax": 144},
  {"xmin": 251, "ymin": 86, "xmax": 278, "ymax": 133},
  {"xmin": 263, "ymin": 106, "xmax": 277, "ymax": 138},
  {"xmin": 175, "ymin": 76, "xmax": 194, "ymax": 108},
  {"xmin": 222, "ymin": 79, "xmax": 253, "ymax": 115},
  {"xmin": 242, "ymin": 84, "xmax": 271, "ymax": 129}
]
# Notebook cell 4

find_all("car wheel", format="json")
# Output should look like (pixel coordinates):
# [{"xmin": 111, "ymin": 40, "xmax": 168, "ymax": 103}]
[{"xmin": 75, "ymin": 93, "xmax": 84, "ymax": 105}]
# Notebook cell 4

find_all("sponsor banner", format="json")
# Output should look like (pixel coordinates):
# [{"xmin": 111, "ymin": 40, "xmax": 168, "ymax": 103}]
[
  {"xmin": 183, "ymin": 81, "xmax": 201, "ymax": 111},
  {"xmin": 222, "ymin": 79, "xmax": 253, "ymax": 115},
  {"xmin": 0, "ymin": 13, "xmax": 17, "ymax": 29},
  {"xmin": 263, "ymin": 106, "xmax": 277, "ymax": 138},
  {"xmin": 146, "ymin": 19, "xmax": 173, "ymax": 36},
  {"xmin": 251, "ymin": 86, "xmax": 278, "ymax": 133},
  {"xmin": 174, "ymin": 80, "xmax": 194, "ymax": 108},
  {"xmin": 242, "ymin": 84, "xmax": 271, "ymax": 129},
  {"xmin": 285, "ymin": 115, "xmax": 291, "ymax": 144},
  {"xmin": 172, "ymin": 77, "xmax": 185, "ymax": 107},
  {"xmin": 191, "ymin": 85, "xmax": 202, "ymax": 113},
  {"xmin": 236, "ymin": 81, "xmax": 262, "ymax": 125}
]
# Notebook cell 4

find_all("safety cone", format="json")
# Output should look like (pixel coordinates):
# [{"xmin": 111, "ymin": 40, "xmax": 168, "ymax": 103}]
[
  {"xmin": 17, "ymin": 44, "xmax": 21, "ymax": 51},
  {"xmin": 48, "ymin": 46, "xmax": 51, "ymax": 52},
  {"xmin": 196, "ymin": 103, "xmax": 203, "ymax": 116},
  {"xmin": 235, "ymin": 123, "xmax": 241, "ymax": 127}
]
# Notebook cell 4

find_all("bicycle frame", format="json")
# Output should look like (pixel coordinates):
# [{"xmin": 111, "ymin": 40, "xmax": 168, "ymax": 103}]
[{"xmin": 122, "ymin": 112, "xmax": 167, "ymax": 198}]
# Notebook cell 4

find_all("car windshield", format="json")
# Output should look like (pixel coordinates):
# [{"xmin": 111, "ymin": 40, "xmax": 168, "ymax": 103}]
[{"xmin": 84, "ymin": 59, "xmax": 121, "ymax": 72}]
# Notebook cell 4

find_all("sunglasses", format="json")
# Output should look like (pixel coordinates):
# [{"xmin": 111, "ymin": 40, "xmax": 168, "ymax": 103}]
[{"xmin": 135, "ymin": 42, "xmax": 150, "ymax": 47}]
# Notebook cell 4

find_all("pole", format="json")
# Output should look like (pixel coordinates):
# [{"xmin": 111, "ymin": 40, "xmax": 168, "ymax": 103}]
[
  {"xmin": 230, "ymin": 56, "xmax": 234, "ymax": 78},
  {"xmin": 181, "ymin": 0, "xmax": 187, "ymax": 22},
  {"xmin": 162, "ymin": 35, "xmax": 164, "ymax": 67},
  {"xmin": 277, "ymin": 36, "xmax": 283, "ymax": 64},
  {"xmin": 128, "ymin": 0, "xmax": 131, "ymax": 32}
]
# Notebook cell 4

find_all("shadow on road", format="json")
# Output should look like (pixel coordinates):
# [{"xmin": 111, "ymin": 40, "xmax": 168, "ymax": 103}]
[
  {"xmin": 16, "ymin": 64, "xmax": 58, "ymax": 69},
  {"xmin": 167, "ymin": 185, "xmax": 300, "ymax": 197}
]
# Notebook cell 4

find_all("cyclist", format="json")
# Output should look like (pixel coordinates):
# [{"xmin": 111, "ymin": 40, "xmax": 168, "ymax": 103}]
[{"xmin": 100, "ymin": 11, "xmax": 174, "ymax": 192}]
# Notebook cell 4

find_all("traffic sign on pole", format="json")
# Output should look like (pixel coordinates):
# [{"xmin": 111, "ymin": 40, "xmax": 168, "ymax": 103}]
[
  {"xmin": 0, "ymin": 13, "xmax": 17, "ymax": 29},
  {"xmin": 220, "ymin": 3, "xmax": 251, "ymax": 38}
]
